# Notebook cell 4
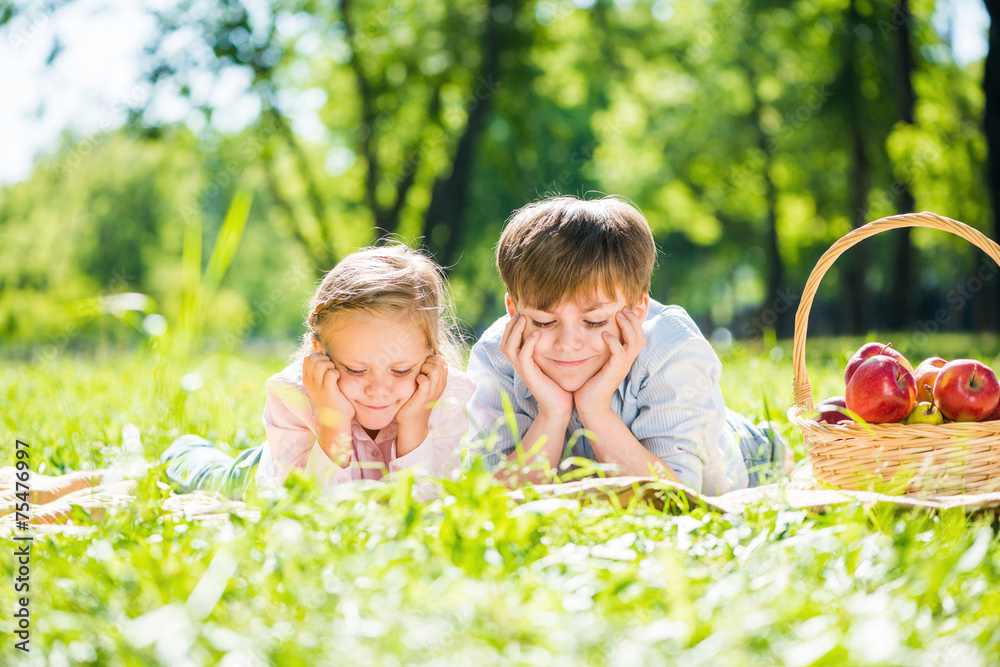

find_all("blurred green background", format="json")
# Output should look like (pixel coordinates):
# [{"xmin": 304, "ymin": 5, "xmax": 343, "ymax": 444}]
[{"xmin": 0, "ymin": 0, "xmax": 997, "ymax": 356}]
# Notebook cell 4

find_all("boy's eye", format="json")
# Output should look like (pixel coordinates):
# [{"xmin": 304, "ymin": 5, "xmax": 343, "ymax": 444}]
[
  {"xmin": 391, "ymin": 368, "xmax": 414, "ymax": 377},
  {"xmin": 585, "ymin": 320, "xmax": 608, "ymax": 329},
  {"xmin": 532, "ymin": 320, "xmax": 555, "ymax": 328}
]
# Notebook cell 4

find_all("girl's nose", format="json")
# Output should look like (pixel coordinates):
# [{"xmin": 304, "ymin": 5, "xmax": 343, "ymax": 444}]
[{"xmin": 366, "ymin": 375, "xmax": 392, "ymax": 398}]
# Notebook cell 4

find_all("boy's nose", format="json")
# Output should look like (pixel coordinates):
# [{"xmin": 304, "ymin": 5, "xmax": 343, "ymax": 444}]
[{"xmin": 553, "ymin": 325, "xmax": 584, "ymax": 351}]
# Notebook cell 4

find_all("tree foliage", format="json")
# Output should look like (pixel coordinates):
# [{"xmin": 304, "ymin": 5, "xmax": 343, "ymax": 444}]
[{"xmin": 0, "ymin": 0, "xmax": 992, "ymax": 347}]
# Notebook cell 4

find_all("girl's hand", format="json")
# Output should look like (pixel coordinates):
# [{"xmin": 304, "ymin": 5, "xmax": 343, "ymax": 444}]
[
  {"xmin": 303, "ymin": 353, "xmax": 355, "ymax": 465},
  {"xmin": 501, "ymin": 313, "xmax": 573, "ymax": 419},
  {"xmin": 395, "ymin": 353, "xmax": 448, "ymax": 455},
  {"xmin": 574, "ymin": 307, "xmax": 645, "ymax": 422},
  {"xmin": 303, "ymin": 353, "xmax": 355, "ymax": 422}
]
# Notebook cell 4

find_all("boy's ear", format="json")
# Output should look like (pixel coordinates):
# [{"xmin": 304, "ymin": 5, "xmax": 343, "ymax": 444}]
[
  {"xmin": 632, "ymin": 294, "xmax": 650, "ymax": 321},
  {"xmin": 504, "ymin": 293, "xmax": 517, "ymax": 317}
]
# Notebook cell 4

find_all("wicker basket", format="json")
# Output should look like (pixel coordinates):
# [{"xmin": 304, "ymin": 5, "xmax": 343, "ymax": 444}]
[{"xmin": 788, "ymin": 212, "xmax": 1000, "ymax": 496}]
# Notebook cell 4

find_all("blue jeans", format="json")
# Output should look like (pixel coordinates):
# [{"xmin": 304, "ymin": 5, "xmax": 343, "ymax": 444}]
[
  {"xmin": 160, "ymin": 435, "xmax": 264, "ymax": 499},
  {"xmin": 726, "ymin": 409, "xmax": 787, "ymax": 487}
]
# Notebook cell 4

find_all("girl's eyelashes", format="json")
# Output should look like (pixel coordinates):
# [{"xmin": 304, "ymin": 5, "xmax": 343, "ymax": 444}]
[{"xmin": 339, "ymin": 365, "xmax": 414, "ymax": 377}]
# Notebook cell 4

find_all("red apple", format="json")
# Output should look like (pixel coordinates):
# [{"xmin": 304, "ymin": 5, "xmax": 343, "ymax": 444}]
[
  {"xmin": 913, "ymin": 357, "xmax": 948, "ymax": 404},
  {"xmin": 987, "ymin": 399, "xmax": 1000, "ymax": 422},
  {"xmin": 812, "ymin": 396, "xmax": 853, "ymax": 424},
  {"xmin": 932, "ymin": 359, "xmax": 1000, "ymax": 422},
  {"xmin": 846, "ymin": 355, "xmax": 917, "ymax": 423},
  {"xmin": 844, "ymin": 342, "xmax": 913, "ymax": 386}
]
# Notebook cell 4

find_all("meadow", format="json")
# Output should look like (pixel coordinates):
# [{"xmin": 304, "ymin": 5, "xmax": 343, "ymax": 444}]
[{"xmin": 2, "ymin": 334, "xmax": 1000, "ymax": 666}]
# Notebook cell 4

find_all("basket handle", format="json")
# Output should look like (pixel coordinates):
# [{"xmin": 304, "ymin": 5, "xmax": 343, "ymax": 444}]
[{"xmin": 792, "ymin": 211, "xmax": 1000, "ymax": 412}]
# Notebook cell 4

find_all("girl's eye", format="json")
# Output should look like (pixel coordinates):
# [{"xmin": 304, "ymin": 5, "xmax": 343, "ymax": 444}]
[
  {"xmin": 344, "ymin": 367, "xmax": 366, "ymax": 376},
  {"xmin": 391, "ymin": 368, "xmax": 414, "ymax": 377},
  {"xmin": 585, "ymin": 320, "xmax": 608, "ymax": 329},
  {"xmin": 532, "ymin": 320, "xmax": 555, "ymax": 328}
]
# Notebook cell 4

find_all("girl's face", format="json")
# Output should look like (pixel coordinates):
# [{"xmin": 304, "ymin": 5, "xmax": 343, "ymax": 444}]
[
  {"xmin": 315, "ymin": 312, "xmax": 431, "ymax": 436},
  {"xmin": 506, "ymin": 289, "xmax": 649, "ymax": 393}
]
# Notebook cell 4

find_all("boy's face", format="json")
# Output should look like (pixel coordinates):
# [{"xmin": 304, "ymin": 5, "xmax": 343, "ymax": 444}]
[{"xmin": 506, "ymin": 289, "xmax": 650, "ymax": 393}]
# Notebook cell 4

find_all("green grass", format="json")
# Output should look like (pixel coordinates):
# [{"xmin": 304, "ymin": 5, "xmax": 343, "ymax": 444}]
[{"xmin": 2, "ymin": 335, "xmax": 1000, "ymax": 665}]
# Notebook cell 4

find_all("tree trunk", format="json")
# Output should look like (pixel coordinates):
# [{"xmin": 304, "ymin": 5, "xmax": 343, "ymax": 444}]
[
  {"xmin": 755, "ymin": 129, "xmax": 789, "ymax": 337},
  {"xmin": 887, "ymin": 0, "xmax": 917, "ymax": 332},
  {"xmin": 743, "ymin": 61, "xmax": 791, "ymax": 338},
  {"xmin": 845, "ymin": 116, "xmax": 873, "ymax": 335},
  {"xmin": 842, "ymin": 0, "xmax": 873, "ymax": 334},
  {"xmin": 423, "ymin": 0, "xmax": 507, "ymax": 269},
  {"xmin": 260, "ymin": 143, "xmax": 333, "ymax": 273},
  {"xmin": 266, "ymin": 106, "xmax": 335, "ymax": 258},
  {"xmin": 339, "ymin": 0, "xmax": 383, "ymax": 233},
  {"xmin": 983, "ymin": 1, "xmax": 1000, "ymax": 329}
]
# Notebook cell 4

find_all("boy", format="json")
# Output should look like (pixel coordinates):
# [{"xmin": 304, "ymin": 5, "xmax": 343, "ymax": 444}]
[{"xmin": 467, "ymin": 195, "xmax": 783, "ymax": 494}]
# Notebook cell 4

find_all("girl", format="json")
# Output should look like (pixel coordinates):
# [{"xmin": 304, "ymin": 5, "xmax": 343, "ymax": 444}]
[{"xmin": 161, "ymin": 245, "xmax": 475, "ymax": 498}]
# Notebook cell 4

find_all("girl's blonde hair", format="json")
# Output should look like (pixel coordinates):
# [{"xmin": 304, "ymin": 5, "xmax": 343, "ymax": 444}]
[{"xmin": 297, "ymin": 244, "xmax": 463, "ymax": 366}]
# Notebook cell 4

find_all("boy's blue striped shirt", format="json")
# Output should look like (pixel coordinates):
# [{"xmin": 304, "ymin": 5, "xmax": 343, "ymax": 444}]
[{"xmin": 466, "ymin": 298, "xmax": 748, "ymax": 495}]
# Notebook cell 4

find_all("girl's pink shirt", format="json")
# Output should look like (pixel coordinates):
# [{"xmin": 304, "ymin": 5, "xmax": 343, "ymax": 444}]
[{"xmin": 255, "ymin": 361, "xmax": 474, "ymax": 493}]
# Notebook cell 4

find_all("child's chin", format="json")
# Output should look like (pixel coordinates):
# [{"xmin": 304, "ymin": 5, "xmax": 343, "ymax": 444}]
[
  {"xmin": 357, "ymin": 413, "xmax": 398, "ymax": 433},
  {"xmin": 551, "ymin": 376, "xmax": 589, "ymax": 393}
]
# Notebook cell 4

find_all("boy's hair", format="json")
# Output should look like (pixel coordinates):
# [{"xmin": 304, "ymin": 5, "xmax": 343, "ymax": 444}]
[
  {"xmin": 497, "ymin": 195, "xmax": 657, "ymax": 310},
  {"xmin": 297, "ymin": 244, "xmax": 462, "ymax": 365}
]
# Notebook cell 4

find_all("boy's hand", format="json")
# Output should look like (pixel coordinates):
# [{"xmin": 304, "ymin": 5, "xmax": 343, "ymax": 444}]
[
  {"xmin": 574, "ymin": 308, "xmax": 645, "ymax": 421},
  {"xmin": 501, "ymin": 313, "xmax": 573, "ymax": 418},
  {"xmin": 395, "ymin": 353, "xmax": 448, "ymax": 454},
  {"xmin": 303, "ymin": 353, "xmax": 355, "ymax": 465}
]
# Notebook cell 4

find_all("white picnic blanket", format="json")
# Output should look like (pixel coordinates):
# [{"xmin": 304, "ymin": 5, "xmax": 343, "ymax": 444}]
[{"xmin": 4, "ymin": 462, "xmax": 999, "ymax": 537}]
